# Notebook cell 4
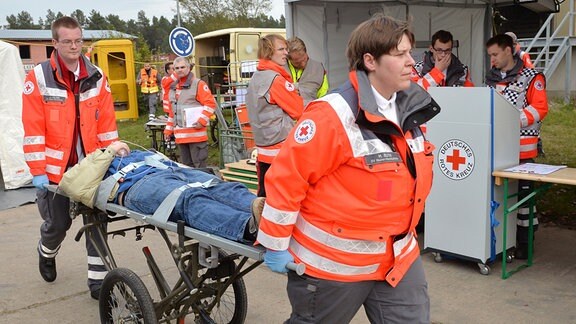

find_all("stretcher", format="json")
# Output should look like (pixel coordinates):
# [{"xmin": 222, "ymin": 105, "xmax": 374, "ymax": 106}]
[{"xmin": 46, "ymin": 184, "xmax": 303, "ymax": 324}]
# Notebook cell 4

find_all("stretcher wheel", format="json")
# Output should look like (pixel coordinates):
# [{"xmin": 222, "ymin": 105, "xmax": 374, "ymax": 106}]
[
  {"xmin": 195, "ymin": 250, "xmax": 248, "ymax": 324},
  {"xmin": 99, "ymin": 267, "xmax": 157, "ymax": 324}
]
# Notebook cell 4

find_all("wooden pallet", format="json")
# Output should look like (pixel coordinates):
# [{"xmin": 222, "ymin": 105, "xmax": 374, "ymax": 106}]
[{"xmin": 220, "ymin": 159, "xmax": 258, "ymax": 192}]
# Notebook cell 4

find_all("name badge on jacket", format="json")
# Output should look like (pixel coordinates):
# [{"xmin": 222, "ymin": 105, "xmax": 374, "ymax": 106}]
[{"xmin": 364, "ymin": 152, "xmax": 402, "ymax": 165}]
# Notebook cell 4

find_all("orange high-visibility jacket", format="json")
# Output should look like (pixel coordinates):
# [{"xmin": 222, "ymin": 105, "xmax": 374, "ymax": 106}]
[
  {"xmin": 411, "ymin": 52, "xmax": 474, "ymax": 90},
  {"xmin": 161, "ymin": 73, "xmax": 178, "ymax": 113},
  {"xmin": 486, "ymin": 60, "xmax": 548, "ymax": 160},
  {"xmin": 139, "ymin": 68, "xmax": 159, "ymax": 93},
  {"xmin": 164, "ymin": 73, "xmax": 215, "ymax": 144},
  {"xmin": 246, "ymin": 59, "xmax": 304, "ymax": 163},
  {"xmin": 257, "ymin": 70, "xmax": 441, "ymax": 286},
  {"xmin": 22, "ymin": 52, "xmax": 119, "ymax": 184}
]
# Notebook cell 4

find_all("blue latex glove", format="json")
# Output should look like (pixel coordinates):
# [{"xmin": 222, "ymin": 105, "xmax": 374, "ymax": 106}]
[
  {"xmin": 32, "ymin": 175, "xmax": 49, "ymax": 191},
  {"xmin": 264, "ymin": 249, "xmax": 294, "ymax": 273}
]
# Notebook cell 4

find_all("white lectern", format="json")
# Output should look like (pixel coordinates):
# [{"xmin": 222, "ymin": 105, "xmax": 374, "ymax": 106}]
[{"xmin": 424, "ymin": 87, "xmax": 520, "ymax": 274}]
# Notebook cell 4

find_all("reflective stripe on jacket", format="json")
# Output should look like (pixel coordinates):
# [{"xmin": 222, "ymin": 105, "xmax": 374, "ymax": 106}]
[
  {"xmin": 161, "ymin": 74, "xmax": 178, "ymax": 113},
  {"xmin": 246, "ymin": 59, "xmax": 304, "ymax": 163},
  {"xmin": 257, "ymin": 70, "xmax": 440, "ymax": 285},
  {"xmin": 22, "ymin": 51, "xmax": 119, "ymax": 183},
  {"xmin": 139, "ymin": 68, "xmax": 159, "ymax": 93},
  {"xmin": 164, "ymin": 73, "xmax": 215, "ymax": 144}
]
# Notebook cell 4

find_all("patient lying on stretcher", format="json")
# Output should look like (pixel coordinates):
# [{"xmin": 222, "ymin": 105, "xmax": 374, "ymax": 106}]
[{"xmin": 58, "ymin": 141, "xmax": 265, "ymax": 243}]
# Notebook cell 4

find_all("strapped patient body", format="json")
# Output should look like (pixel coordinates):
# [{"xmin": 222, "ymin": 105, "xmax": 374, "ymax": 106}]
[{"xmin": 53, "ymin": 142, "xmax": 265, "ymax": 260}]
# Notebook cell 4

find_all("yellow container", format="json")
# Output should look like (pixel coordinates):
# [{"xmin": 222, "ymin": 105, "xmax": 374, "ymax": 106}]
[{"xmin": 89, "ymin": 39, "xmax": 138, "ymax": 120}]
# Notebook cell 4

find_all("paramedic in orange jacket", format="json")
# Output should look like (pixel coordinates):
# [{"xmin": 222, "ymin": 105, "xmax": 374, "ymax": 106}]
[
  {"xmin": 505, "ymin": 32, "xmax": 535, "ymax": 69},
  {"xmin": 22, "ymin": 16, "xmax": 119, "ymax": 300},
  {"xmin": 258, "ymin": 14, "xmax": 441, "ymax": 323},
  {"xmin": 246, "ymin": 34, "xmax": 304, "ymax": 197},
  {"xmin": 411, "ymin": 29, "xmax": 474, "ymax": 90},
  {"xmin": 485, "ymin": 34, "xmax": 548, "ymax": 260},
  {"xmin": 161, "ymin": 61, "xmax": 176, "ymax": 114},
  {"xmin": 164, "ymin": 56, "xmax": 216, "ymax": 168}
]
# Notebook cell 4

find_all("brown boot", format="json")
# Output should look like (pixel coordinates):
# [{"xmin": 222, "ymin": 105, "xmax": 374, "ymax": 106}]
[{"xmin": 251, "ymin": 197, "xmax": 266, "ymax": 226}]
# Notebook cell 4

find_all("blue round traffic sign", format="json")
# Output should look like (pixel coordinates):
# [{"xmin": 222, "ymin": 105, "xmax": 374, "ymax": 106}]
[{"xmin": 169, "ymin": 27, "xmax": 195, "ymax": 57}]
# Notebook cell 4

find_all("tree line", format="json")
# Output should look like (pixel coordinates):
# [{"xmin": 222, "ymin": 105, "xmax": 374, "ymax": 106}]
[{"xmin": 5, "ymin": 0, "xmax": 285, "ymax": 58}]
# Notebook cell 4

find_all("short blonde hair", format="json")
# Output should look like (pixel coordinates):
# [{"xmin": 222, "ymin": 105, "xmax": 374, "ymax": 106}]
[
  {"xmin": 258, "ymin": 34, "xmax": 287, "ymax": 60},
  {"xmin": 346, "ymin": 14, "xmax": 414, "ymax": 72},
  {"xmin": 287, "ymin": 37, "xmax": 307, "ymax": 54}
]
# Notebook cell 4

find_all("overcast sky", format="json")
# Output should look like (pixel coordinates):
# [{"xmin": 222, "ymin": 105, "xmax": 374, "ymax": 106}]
[{"xmin": 1, "ymin": 0, "xmax": 285, "ymax": 26}]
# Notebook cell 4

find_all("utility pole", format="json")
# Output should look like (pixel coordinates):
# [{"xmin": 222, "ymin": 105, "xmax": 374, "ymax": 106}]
[{"xmin": 176, "ymin": 0, "xmax": 181, "ymax": 27}]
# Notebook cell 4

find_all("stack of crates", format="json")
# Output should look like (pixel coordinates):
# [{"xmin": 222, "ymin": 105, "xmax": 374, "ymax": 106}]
[
  {"xmin": 219, "ymin": 159, "xmax": 258, "ymax": 193},
  {"xmin": 216, "ymin": 80, "xmax": 255, "ymax": 168}
]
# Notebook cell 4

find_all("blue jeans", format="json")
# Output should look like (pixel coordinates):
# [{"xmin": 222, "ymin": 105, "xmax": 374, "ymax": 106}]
[{"xmin": 123, "ymin": 168, "xmax": 256, "ymax": 242}]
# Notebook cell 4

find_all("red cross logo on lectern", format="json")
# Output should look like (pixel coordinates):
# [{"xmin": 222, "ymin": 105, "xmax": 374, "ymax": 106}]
[
  {"xmin": 438, "ymin": 139, "xmax": 475, "ymax": 181},
  {"xmin": 446, "ymin": 149, "xmax": 466, "ymax": 170}
]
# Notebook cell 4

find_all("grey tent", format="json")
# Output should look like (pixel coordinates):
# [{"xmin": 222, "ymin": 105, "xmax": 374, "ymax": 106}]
[{"xmin": 283, "ymin": 0, "xmax": 557, "ymax": 88}]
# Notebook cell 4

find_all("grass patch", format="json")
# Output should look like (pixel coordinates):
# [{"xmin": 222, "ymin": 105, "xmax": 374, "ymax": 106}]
[
  {"xmin": 116, "ymin": 115, "xmax": 221, "ymax": 166},
  {"xmin": 534, "ymin": 100, "xmax": 576, "ymax": 229}
]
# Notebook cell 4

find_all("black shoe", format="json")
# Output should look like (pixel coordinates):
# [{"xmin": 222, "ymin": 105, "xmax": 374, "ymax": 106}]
[
  {"xmin": 90, "ymin": 288, "xmax": 101, "ymax": 300},
  {"xmin": 514, "ymin": 243, "xmax": 529, "ymax": 260},
  {"xmin": 38, "ymin": 254, "xmax": 57, "ymax": 282}
]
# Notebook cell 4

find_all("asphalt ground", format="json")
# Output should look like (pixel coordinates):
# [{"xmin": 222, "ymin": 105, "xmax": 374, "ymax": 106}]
[{"xmin": 1, "ymin": 203, "xmax": 576, "ymax": 323}]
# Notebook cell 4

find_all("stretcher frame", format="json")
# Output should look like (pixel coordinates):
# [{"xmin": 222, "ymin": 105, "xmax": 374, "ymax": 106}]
[{"xmin": 46, "ymin": 185, "xmax": 267, "ymax": 324}]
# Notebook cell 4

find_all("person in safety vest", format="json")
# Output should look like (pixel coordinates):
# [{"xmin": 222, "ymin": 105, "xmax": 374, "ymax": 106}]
[
  {"xmin": 246, "ymin": 34, "xmax": 304, "ymax": 197},
  {"xmin": 58, "ymin": 141, "xmax": 266, "ymax": 243},
  {"xmin": 505, "ymin": 31, "xmax": 545, "ymax": 157},
  {"xmin": 285, "ymin": 37, "xmax": 329, "ymax": 105},
  {"xmin": 22, "ymin": 16, "xmax": 119, "ymax": 301},
  {"xmin": 505, "ymin": 31, "xmax": 535, "ymax": 69},
  {"xmin": 163, "ymin": 56, "xmax": 216, "ymax": 168},
  {"xmin": 161, "ymin": 61, "xmax": 176, "ymax": 115},
  {"xmin": 257, "ymin": 14, "xmax": 441, "ymax": 323},
  {"xmin": 411, "ymin": 29, "xmax": 474, "ymax": 90},
  {"xmin": 485, "ymin": 34, "xmax": 548, "ymax": 260},
  {"xmin": 137, "ymin": 62, "xmax": 160, "ymax": 120}
]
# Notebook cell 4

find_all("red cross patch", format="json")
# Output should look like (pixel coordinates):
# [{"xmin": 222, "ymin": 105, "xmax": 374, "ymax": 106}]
[
  {"xmin": 534, "ymin": 80, "xmax": 544, "ymax": 91},
  {"xmin": 23, "ymin": 81, "xmax": 34, "ymax": 95},
  {"xmin": 285, "ymin": 81, "xmax": 295, "ymax": 92},
  {"xmin": 294, "ymin": 119, "xmax": 316, "ymax": 144}
]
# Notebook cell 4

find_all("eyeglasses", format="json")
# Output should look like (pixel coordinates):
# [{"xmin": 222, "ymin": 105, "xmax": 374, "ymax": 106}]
[
  {"xmin": 433, "ymin": 47, "xmax": 452, "ymax": 54},
  {"xmin": 58, "ymin": 39, "xmax": 84, "ymax": 47}
]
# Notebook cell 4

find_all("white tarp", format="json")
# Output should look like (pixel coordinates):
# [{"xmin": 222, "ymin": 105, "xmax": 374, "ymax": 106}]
[
  {"xmin": 285, "ymin": 0, "xmax": 490, "ymax": 88},
  {"xmin": 0, "ymin": 40, "xmax": 31, "ymax": 189}
]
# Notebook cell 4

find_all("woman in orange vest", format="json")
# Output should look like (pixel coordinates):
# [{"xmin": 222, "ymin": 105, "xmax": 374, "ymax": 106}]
[
  {"xmin": 245, "ymin": 34, "xmax": 304, "ymax": 197},
  {"xmin": 258, "ymin": 14, "xmax": 441, "ymax": 323}
]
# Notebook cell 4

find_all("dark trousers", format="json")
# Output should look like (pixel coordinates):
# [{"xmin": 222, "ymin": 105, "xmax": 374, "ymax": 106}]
[
  {"xmin": 517, "ymin": 158, "xmax": 539, "ymax": 245},
  {"xmin": 285, "ymin": 257, "xmax": 429, "ymax": 323},
  {"xmin": 256, "ymin": 161, "xmax": 271, "ymax": 197},
  {"xmin": 178, "ymin": 141, "xmax": 208, "ymax": 168},
  {"xmin": 37, "ymin": 190, "xmax": 108, "ymax": 290}
]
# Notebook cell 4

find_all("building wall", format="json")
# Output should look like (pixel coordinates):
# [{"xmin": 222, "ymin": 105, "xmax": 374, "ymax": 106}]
[{"xmin": 546, "ymin": 46, "xmax": 576, "ymax": 99}]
